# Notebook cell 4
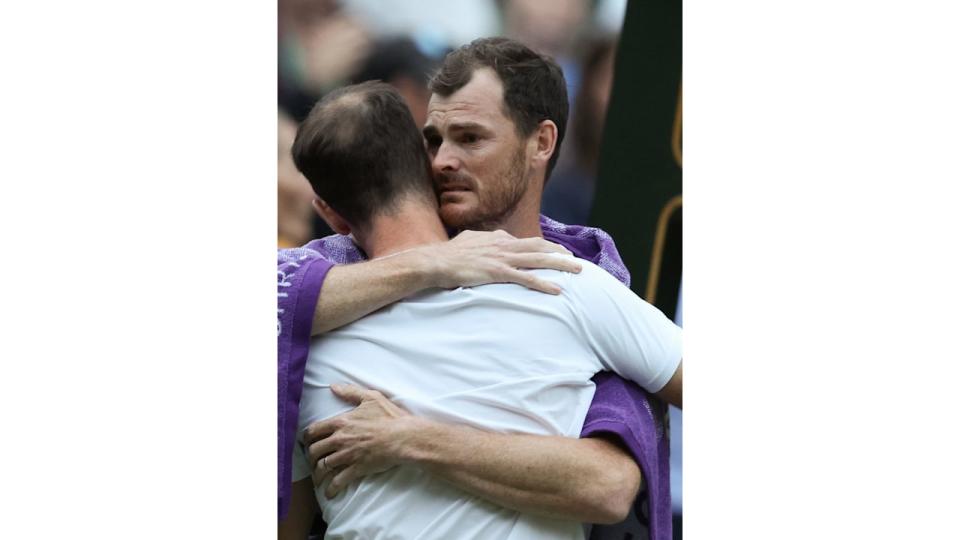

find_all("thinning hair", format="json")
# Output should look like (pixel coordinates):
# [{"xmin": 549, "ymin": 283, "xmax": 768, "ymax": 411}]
[{"xmin": 291, "ymin": 81, "xmax": 434, "ymax": 228}]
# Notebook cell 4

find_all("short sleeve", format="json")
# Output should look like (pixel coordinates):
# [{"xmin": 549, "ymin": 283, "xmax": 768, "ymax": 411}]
[
  {"xmin": 291, "ymin": 441, "xmax": 312, "ymax": 483},
  {"xmin": 566, "ymin": 263, "xmax": 682, "ymax": 392}
]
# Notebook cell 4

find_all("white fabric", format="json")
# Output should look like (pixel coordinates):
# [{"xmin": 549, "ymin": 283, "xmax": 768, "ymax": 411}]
[{"xmin": 296, "ymin": 256, "xmax": 682, "ymax": 539}]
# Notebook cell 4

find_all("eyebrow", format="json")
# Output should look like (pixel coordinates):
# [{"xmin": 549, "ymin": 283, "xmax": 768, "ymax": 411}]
[
  {"xmin": 422, "ymin": 122, "xmax": 492, "ymax": 138},
  {"xmin": 448, "ymin": 122, "xmax": 491, "ymax": 134}
]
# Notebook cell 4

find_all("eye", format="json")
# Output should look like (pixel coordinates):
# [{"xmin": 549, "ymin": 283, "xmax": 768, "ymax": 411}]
[
  {"xmin": 461, "ymin": 133, "xmax": 479, "ymax": 144},
  {"xmin": 424, "ymin": 135, "xmax": 441, "ymax": 151}
]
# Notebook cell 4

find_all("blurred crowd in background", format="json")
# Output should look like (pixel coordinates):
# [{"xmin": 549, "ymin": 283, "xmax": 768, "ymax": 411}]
[{"xmin": 277, "ymin": 0, "xmax": 628, "ymax": 247}]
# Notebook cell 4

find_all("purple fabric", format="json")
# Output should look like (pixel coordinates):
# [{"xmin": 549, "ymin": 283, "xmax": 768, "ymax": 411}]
[
  {"xmin": 277, "ymin": 217, "xmax": 671, "ymax": 540},
  {"xmin": 583, "ymin": 373, "xmax": 672, "ymax": 540},
  {"xmin": 541, "ymin": 215, "xmax": 670, "ymax": 540},
  {"xmin": 277, "ymin": 235, "xmax": 372, "ymax": 519},
  {"xmin": 277, "ymin": 248, "xmax": 335, "ymax": 519},
  {"xmin": 539, "ymin": 214, "xmax": 630, "ymax": 288}
]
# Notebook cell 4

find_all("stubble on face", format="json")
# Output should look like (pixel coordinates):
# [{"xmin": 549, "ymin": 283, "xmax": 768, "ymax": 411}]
[{"xmin": 438, "ymin": 144, "xmax": 529, "ymax": 231}]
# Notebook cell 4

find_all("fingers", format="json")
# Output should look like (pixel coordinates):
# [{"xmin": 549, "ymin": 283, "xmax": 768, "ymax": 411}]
[
  {"xmin": 312, "ymin": 454, "xmax": 336, "ymax": 487},
  {"xmin": 311, "ymin": 454, "xmax": 332, "ymax": 487},
  {"xmin": 506, "ymin": 252, "xmax": 582, "ymax": 274},
  {"xmin": 312, "ymin": 449, "xmax": 352, "ymax": 488},
  {"xmin": 307, "ymin": 434, "xmax": 339, "ymax": 468},
  {"xmin": 453, "ymin": 230, "xmax": 570, "ymax": 255},
  {"xmin": 303, "ymin": 418, "xmax": 339, "ymax": 446},
  {"xmin": 323, "ymin": 448, "xmax": 353, "ymax": 470},
  {"xmin": 325, "ymin": 465, "xmax": 359, "ymax": 499},
  {"xmin": 329, "ymin": 383, "xmax": 369, "ymax": 405},
  {"xmin": 459, "ymin": 229, "xmax": 512, "ymax": 239},
  {"xmin": 502, "ymin": 269, "xmax": 562, "ymax": 295},
  {"xmin": 505, "ymin": 237, "xmax": 572, "ymax": 255}
]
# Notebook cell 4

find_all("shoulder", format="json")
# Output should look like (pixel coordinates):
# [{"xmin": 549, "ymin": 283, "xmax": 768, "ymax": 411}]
[
  {"xmin": 566, "ymin": 258, "xmax": 634, "ymax": 299},
  {"xmin": 278, "ymin": 234, "xmax": 366, "ymax": 265},
  {"xmin": 539, "ymin": 215, "xmax": 630, "ymax": 287}
]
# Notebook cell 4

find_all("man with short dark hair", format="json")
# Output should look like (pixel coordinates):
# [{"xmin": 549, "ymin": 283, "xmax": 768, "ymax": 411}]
[
  {"xmin": 282, "ymin": 78, "xmax": 679, "ymax": 539},
  {"xmin": 427, "ymin": 36, "xmax": 570, "ymax": 181},
  {"xmin": 291, "ymin": 82, "xmax": 438, "ymax": 230},
  {"xmin": 278, "ymin": 38, "xmax": 677, "ymax": 540}
]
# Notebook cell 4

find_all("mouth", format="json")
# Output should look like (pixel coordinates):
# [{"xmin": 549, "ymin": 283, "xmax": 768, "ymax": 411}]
[
  {"xmin": 438, "ymin": 184, "xmax": 472, "ymax": 198},
  {"xmin": 439, "ymin": 182, "xmax": 471, "ymax": 192},
  {"xmin": 438, "ymin": 185, "xmax": 473, "ymax": 205}
]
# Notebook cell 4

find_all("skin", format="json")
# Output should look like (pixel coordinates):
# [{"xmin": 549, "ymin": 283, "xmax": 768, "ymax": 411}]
[
  {"xmin": 423, "ymin": 67, "xmax": 557, "ymax": 238},
  {"xmin": 308, "ymin": 197, "xmax": 583, "ymax": 335},
  {"xmin": 284, "ymin": 68, "xmax": 680, "ymax": 534},
  {"xmin": 303, "ymin": 383, "xmax": 642, "ymax": 525},
  {"xmin": 278, "ymin": 478, "xmax": 316, "ymax": 539}
]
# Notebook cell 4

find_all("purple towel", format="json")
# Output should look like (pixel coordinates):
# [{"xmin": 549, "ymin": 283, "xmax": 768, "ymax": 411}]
[
  {"xmin": 540, "ymin": 215, "xmax": 671, "ymax": 540},
  {"xmin": 277, "ymin": 236, "xmax": 362, "ymax": 519},
  {"xmin": 277, "ymin": 216, "xmax": 672, "ymax": 540}
]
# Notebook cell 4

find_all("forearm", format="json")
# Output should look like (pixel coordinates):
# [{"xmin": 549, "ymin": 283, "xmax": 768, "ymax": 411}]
[
  {"xmin": 278, "ymin": 478, "xmax": 316, "ymax": 540},
  {"xmin": 309, "ymin": 231, "xmax": 582, "ymax": 335},
  {"xmin": 312, "ymin": 251, "xmax": 435, "ymax": 334},
  {"xmin": 399, "ymin": 417, "xmax": 641, "ymax": 524}
]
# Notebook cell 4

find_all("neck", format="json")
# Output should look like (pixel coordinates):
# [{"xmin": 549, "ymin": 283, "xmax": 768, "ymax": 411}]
[
  {"xmin": 495, "ymin": 172, "xmax": 545, "ymax": 238},
  {"xmin": 357, "ymin": 198, "xmax": 449, "ymax": 259},
  {"xmin": 495, "ymin": 198, "xmax": 544, "ymax": 237}
]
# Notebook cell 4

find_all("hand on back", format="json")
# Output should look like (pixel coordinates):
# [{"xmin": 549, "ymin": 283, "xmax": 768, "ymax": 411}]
[{"xmin": 421, "ymin": 229, "xmax": 582, "ymax": 295}]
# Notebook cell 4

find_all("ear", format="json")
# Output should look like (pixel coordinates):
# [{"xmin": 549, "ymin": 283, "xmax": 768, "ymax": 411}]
[
  {"xmin": 529, "ymin": 119, "xmax": 559, "ymax": 170},
  {"xmin": 311, "ymin": 198, "xmax": 352, "ymax": 236}
]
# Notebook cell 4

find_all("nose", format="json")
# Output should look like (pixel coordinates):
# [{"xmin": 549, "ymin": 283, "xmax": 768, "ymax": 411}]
[{"xmin": 431, "ymin": 141, "xmax": 461, "ymax": 175}]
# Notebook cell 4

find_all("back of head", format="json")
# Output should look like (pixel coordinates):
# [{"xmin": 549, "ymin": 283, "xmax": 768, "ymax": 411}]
[
  {"xmin": 428, "ymin": 37, "xmax": 569, "ymax": 179},
  {"xmin": 291, "ymin": 81, "xmax": 434, "ymax": 229}
]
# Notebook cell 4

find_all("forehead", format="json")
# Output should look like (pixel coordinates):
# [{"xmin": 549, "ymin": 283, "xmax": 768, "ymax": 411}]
[{"xmin": 426, "ymin": 68, "xmax": 512, "ymax": 130}]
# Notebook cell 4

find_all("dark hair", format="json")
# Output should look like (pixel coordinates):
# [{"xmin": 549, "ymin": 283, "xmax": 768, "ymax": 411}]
[
  {"xmin": 428, "ymin": 37, "xmax": 568, "ymax": 179},
  {"xmin": 291, "ymin": 81, "xmax": 434, "ymax": 228},
  {"xmin": 351, "ymin": 37, "xmax": 438, "ymax": 86}
]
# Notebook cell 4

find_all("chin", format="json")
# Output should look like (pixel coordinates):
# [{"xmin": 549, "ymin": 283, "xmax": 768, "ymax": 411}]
[{"xmin": 439, "ymin": 203, "xmax": 483, "ymax": 230}]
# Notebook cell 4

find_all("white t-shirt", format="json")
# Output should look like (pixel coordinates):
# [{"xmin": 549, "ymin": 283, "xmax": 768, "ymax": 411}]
[{"xmin": 294, "ymin": 256, "xmax": 682, "ymax": 539}]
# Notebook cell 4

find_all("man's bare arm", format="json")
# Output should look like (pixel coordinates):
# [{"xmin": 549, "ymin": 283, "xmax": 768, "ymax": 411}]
[
  {"xmin": 401, "ymin": 420, "xmax": 640, "ymax": 524},
  {"xmin": 312, "ymin": 230, "xmax": 582, "ymax": 334},
  {"xmin": 655, "ymin": 361, "xmax": 682, "ymax": 409},
  {"xmin": 278, "ymin": 478, "xmax": 316, "ymax": 540},
  {"xmin": 304, "ymin": 385, "xmax": 640, "ymax": 524}
]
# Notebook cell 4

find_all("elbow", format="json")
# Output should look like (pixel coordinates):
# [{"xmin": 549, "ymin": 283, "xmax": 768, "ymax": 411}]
[{"xmin": 583, "ymin": 461, "xmax": 642, "ymax": 524}]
